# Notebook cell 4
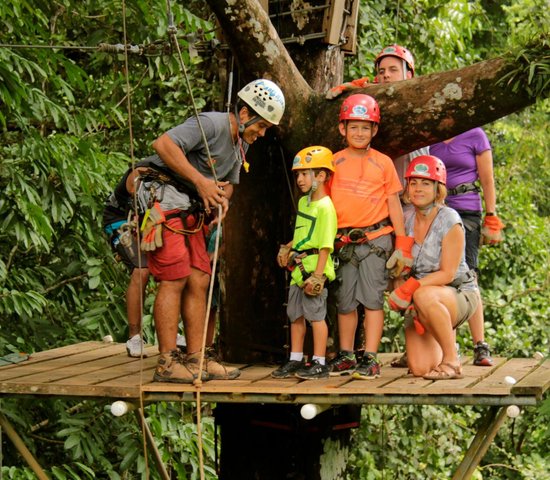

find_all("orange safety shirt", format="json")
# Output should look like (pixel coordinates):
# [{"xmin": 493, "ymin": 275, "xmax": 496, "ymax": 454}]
[{"xmin": 330, "ymin": 147, "xmax": 403, "ymax": 239}]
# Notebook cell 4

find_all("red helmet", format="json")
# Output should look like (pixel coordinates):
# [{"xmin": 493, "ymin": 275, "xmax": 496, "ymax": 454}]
[
  {"xmin": 375, "ymin": 44, "xmax": 415, "ymax": 76},
  {"xmin": 405, "ymin": 155, "xmax": 447, "ymax": 184},
  {"xmin": 339, "ymin": 94, "xmax": 380, "ymax": 124}
]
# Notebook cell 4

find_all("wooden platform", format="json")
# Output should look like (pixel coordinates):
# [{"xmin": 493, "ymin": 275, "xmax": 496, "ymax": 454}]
[{"xmin": 0, "ymin": 341, "xmax": 548, "ymax": 407}]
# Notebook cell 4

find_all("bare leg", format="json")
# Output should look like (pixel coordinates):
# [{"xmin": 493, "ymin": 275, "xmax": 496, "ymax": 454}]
[
  {"xmin": 127, "ymin": 268, "xmax": 150, "ymax": 338},
  {"xmin": 290, "ymin": 318, "xmax": 306, "ymax": 353},
  {"xmin": 468, "ymin": 291, "xmax": 484, "ymax": 344},
  {"xmin": 363, "ymin": 308, "xmax": 384, "ymax": 353},
  {"xmin": 408, "ymin": 286, "xmax": 461, "ymax": 374},
  {"xmin": 154, "ymin": 278, "xmax": 187, "ymax": 353},
  {"xmin": 181, "ymin": 268, "xmax": 210, "ymax": 354},
  {"xmin": 337, "ymin": 310, "xmax": 358, "ymax": 351},
  {"xmin": 310, "ymin": 320, "xmax": 328, "ymax": 357}
]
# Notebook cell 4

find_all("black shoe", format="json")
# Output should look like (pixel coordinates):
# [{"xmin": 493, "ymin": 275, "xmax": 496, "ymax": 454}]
[
  {"xmin": 271, "ymin": 359, "xmax": 305, "ymax": 378},
  {"xmin": 352, "ymin": 353, "xmax": 381, "ymax": 379},
  {"xmin": 328, "ymin": 351, "xmax": 357, "ymax": 376},
  {"xmin": 473, "ymin": 341, "xmax": 494, "ymax": 366},
  {"xmin": 295, "ymin": 360, "xmax": 329, "ymax": 380}
]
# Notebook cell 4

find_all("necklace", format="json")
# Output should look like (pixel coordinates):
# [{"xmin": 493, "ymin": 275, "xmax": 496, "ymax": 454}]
[{"xmin": 228, "ymin": 113, "xmax": 249, "ymax": 172}]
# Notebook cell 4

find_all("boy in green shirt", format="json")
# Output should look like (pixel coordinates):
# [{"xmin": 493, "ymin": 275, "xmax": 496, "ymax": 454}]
[{"xmin": 272, "ymin": 146, "xmax": 337, "ymax": 380}]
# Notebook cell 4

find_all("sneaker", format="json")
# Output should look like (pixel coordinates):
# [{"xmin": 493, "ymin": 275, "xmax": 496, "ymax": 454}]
[
  {"xmin": 126, "ymin": 334, "xmax": 147, "ymax": 358},
  {"xmin": 328, "ymin": 351, "xmax": 357, "ymax": 376},
  {"xmin": 295, "ymin": 360, "xmax": 329, "ymax": 380},
  {"xmin": 153, "ymin": 350, "xmax": 208, "ymax": 384},
  {"xmin": 189, "ymin": 348, "xmax": 241, "ymax": 380},
  {"xmin": 271, "ymin": 359, "xmax": 305, "ymax": 379},
  {"xmin": 473, "ymin": 341, "xmax": 494, "ymax": 366},
  {"xmin": 352, "ymin": 353, "xmax": 381, "ymax": 379}
]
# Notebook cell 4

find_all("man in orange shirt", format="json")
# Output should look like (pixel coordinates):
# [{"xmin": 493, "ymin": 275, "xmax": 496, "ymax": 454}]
[{"xmin": 328, "ymin": 94, "xmax": 411, "ymax": 379}]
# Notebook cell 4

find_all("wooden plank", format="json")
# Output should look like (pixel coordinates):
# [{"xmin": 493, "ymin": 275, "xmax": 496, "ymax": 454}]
[
  {"xmin": 470, "ymin": 358, "xmax": 542, "ymax": 394},
  {"xmin": 511, "ymin": 359, "xmax": 550, "ymax": 396}
]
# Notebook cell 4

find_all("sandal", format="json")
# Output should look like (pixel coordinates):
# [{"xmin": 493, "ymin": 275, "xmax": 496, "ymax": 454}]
[{"xmin": 423, "ymin": 362, "xmax": 463, "ymax": 380}]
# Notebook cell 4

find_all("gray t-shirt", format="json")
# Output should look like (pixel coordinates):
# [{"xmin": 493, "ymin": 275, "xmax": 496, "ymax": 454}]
[
  {"xmin": 142, "ymin": 112, "xmax": 249, "ymax": 211},
  {"xmin": 405, "ymin": 206, "xmax": 476, "ymax": 291}
]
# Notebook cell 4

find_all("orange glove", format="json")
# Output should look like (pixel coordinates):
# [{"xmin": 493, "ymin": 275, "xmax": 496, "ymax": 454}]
[
  {"xmin": 386, "ymin": 236, "xmax": 415, "ymax": 279},
  {"xmin": 404, "ymin": 305, "xmax": 425, "ymax": 335},
  {"xmin": 389, "ymin": 277, "xmax": 421, "ymax": 311},
  {"xmin": 302, "ymin": 273, "xmax": 326, "ymax": 296},
  {"xmin": 140, "ymin": 202, "xmax": 165, "ymax": 252},
  {"xmin": 481, "ymin": 214, "xmax": 505, "ymax": 245},
  {"xmin": 325, "ymin": 77, "xmax": 370, "ymax": 100}
]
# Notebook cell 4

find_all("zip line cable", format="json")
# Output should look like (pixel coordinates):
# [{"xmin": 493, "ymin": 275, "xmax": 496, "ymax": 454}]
[{"xmin": 119, "ymin": 1, "xmax": 154, "ymax": 478}]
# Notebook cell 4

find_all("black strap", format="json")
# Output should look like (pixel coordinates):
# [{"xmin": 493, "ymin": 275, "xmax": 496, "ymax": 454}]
[{"xmin": 448, "ymin": 182, "xmax": 479, "ymax": 196}]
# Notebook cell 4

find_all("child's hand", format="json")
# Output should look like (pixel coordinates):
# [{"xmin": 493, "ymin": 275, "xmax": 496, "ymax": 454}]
[
  {"xmin": 277, "ymin": 244, "xmax": 291, "ymax": 267},
  {"xmin": 303, "ymin": 273, "xmax": 326, "ymax": 296}
]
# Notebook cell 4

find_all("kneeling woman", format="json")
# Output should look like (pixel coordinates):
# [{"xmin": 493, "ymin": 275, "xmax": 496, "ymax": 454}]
[{"xmin": 388, "ymin": 155, "xmax": 479, "ymax": 379}]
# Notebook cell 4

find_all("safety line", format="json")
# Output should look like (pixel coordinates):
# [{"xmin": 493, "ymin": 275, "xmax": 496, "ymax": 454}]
[{"xmin": 120, "ymin": 1, "xmax": 151, "ymax": 477}]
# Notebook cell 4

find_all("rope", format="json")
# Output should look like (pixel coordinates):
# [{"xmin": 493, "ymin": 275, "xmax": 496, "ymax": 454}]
[
  {"xmin": 121, "ymin": 1, "xmax": 150, "ymax": 477},
  {"xmin": 165, "ymin": 2, "xmax": 225, "ymax": 478}
]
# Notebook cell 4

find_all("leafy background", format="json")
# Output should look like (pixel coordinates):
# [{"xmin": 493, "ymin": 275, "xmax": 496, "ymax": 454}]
[{"xmin": 0, "ymin": 0, "xmax": 548, "ymax": 478}]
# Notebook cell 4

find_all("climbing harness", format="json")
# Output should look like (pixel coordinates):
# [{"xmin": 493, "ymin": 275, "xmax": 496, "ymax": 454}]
[
  {"xmin": 447, "ymin": 182, "xmax": 480, "ymax": 196},
  {"xmin": 287, "ymin": 248, "xmax": 320, "ymax": 280},
  {"xmin": 335, "ymin": 219, "xmax": 392, "ymax": 267}
]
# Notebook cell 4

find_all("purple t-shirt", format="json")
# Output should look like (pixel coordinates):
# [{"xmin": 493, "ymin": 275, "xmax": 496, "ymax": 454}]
[{"xmin": 429, "ymin": 128, "xmax": 491, "ymax": 211}]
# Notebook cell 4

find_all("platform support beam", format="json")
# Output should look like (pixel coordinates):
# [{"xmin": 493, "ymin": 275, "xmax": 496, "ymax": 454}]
[
  {"xmin": 452, "ymin": 406, "xmax": 509, "ymax": 480},
  {"xmin": 0, "ymin": 412, "xmax": 50, "ymax": 480},
  {"xmin": 134, "ymin": 409, "xmax": 171, "ymax": 480}
]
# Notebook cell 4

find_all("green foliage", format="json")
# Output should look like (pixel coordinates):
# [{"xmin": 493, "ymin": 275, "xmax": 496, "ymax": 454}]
[{"xmin": 0, "ymin": 0, "xmax": 548, "ymax": 478}]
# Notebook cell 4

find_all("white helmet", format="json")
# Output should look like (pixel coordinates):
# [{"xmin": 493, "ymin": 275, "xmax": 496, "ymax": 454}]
[{"xmin": 237, "ymin": 79, "xmax": 285, "ymax": 125}]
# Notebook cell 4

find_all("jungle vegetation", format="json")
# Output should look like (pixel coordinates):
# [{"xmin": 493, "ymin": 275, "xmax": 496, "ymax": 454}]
[{"xmin": 0, "ymin": 0, "xmax": 548, "ymax": 478}]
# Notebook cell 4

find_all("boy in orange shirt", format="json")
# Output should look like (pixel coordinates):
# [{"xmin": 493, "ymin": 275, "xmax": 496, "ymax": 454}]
[{"xmin": 329, "ymin": 94, "xmax": 412, "ymax": 378}]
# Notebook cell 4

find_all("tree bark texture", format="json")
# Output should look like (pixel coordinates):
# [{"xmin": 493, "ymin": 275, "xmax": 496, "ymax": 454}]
[{"xmin": 206, "ymin": 0, "xmax": 543, "ymax": 159}]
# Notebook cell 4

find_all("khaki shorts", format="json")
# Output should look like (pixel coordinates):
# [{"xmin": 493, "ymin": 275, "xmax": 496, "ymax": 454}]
[{"xmin": 453, "ymin": 288, "xmax": 479, "ymax": 329}]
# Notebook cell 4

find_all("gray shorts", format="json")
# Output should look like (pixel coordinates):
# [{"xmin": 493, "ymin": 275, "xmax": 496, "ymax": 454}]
[
  {"xmin": 336, "ymin": 234, "xmax": 392, "ymax": 312},
  {"xmin": 286, "ymin": 284, "xmax": 328, "ymax": 323},
  {"xmin": 453, "ymin": 288, "xmax": 479, "ymax": 328}
]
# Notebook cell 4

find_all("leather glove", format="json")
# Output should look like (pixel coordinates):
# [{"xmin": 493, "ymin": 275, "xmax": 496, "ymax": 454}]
[
  {"xmin": 386, "ymin": 236, "xmax": 415, "ymax": 279},
  {"xmin": 481, "ymin": 214, "xmax": 505, "ymax": 245},
  {"xmin": 325, "ymin": 77, "xmax": 370, "ymax": 100},
  {"xmin": 404, "ymin": 305, "xmax": 425, "ymax": 335},
  {"xmin": 302, "ymin": 273, "xmax": 326, "ymax": 296},
  {"xmin": 389, "ymin": 277, "xmax": 421, "ymax": 311},
  {"xmin": 277, "ymin": 244, "xmax": 291, "ymax": 268},
  {"xmin": 140, "ymin": 202, "xmax": 165, "ymax": 252}
]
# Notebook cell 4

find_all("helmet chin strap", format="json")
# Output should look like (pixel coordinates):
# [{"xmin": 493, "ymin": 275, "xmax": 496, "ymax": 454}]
[
  {"xmin": 417, "ymin": 183, "xmax": 439, "ymax": 216},
  {"xmin": 235, "ymin": 104, "xmax": 261, "ymax": 136},
  {"xmin": 307, "ymin": 170, "xmax": 318, "ymax": 206}
]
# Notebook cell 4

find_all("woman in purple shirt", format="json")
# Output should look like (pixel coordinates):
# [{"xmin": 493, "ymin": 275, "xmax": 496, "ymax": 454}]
[{"xmin": 430, "ymin": 128, "xmax": 505, "ymax": 366}]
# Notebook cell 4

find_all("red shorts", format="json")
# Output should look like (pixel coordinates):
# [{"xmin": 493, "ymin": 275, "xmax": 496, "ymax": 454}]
[{"xmin": 147, "ymin": 211, "xmax": 212, "ymax": 281}]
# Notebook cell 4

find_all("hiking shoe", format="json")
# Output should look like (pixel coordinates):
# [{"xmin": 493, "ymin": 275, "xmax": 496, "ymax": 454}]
[
  {"xmin": 328, "ymin": 351, "xmax": 357, "ymax": 376},
  {"xmin": 473, "ymin": 341, "xmax": 494, "ymax": 366},
  {"xmin": 153, "ymin": 350, "xmax": 208, "ymax": 384},
  {"xmin": 188, "ymin": 349, "xmax": 241, "ymax": 380},
  {"xmin": 295, "ymin": 360, "xmax": 329, "ymax": 380},
  {"xmin": 126, "ymin": 334, "xmax": 147, "ymax": 358},
  {"xmin": 352, "ymin": 353, "xmax": 381, "ymax": 379},
  {"xmin": 271, "ymin": 359, "xmax": 305, "ymax": 379}
]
